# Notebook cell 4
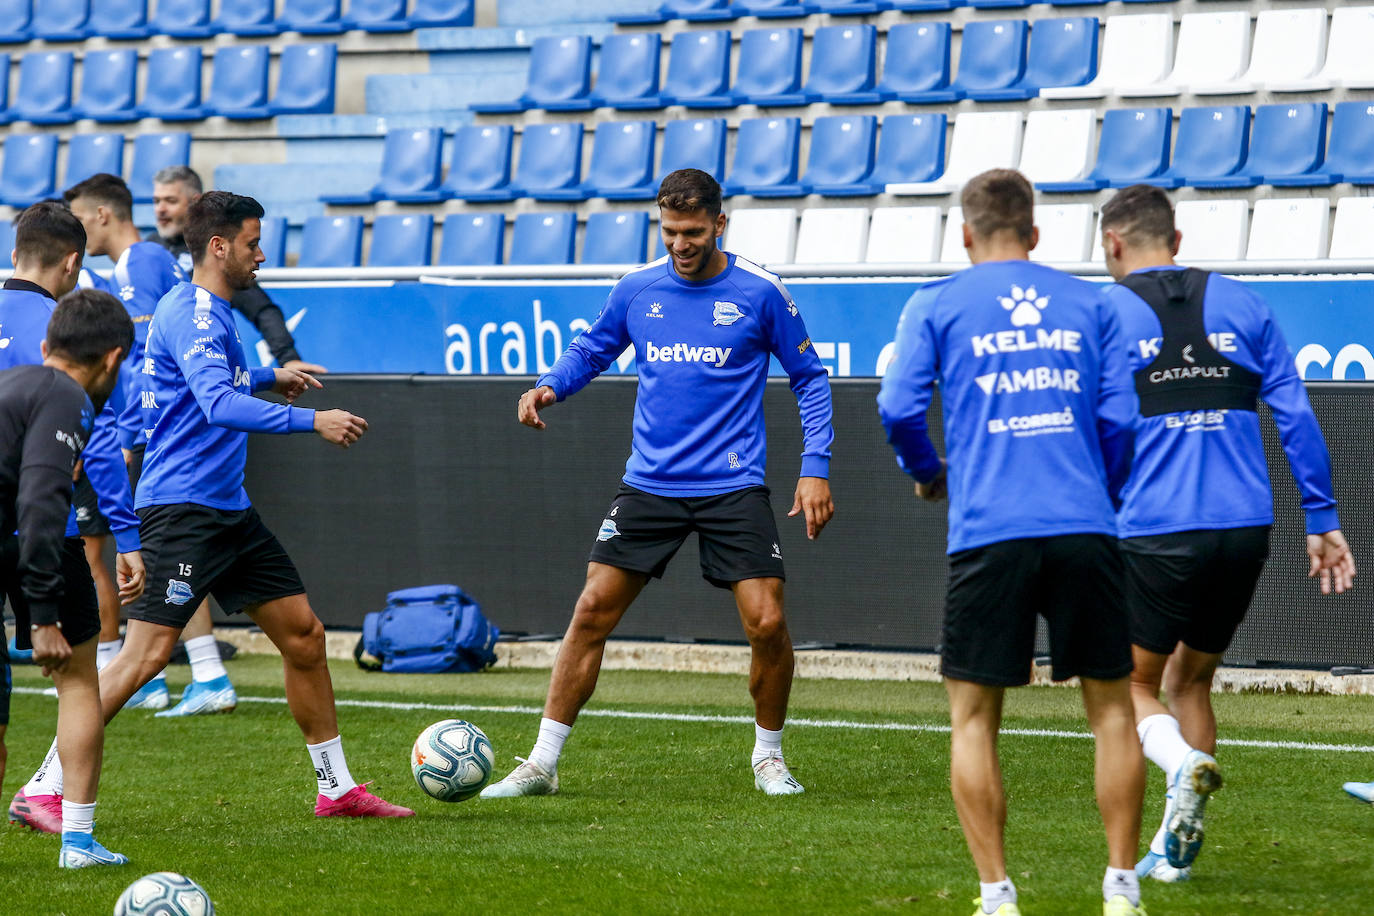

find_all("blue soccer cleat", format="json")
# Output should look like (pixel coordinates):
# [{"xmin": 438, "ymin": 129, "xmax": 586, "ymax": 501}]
[
  {"xmin": 1164, "ymin": 749, "xmax": 1222, "ymax": 868},
  {"xmin": 123, "ymin": 675, "xmax": 169, "ymax": 711},
  {"xmin": 1136, "ymin": 850, "xmax": 1190, "ymax": 883},
  {"xmin": 1342, "ymin": 781, "xmax": 1374, "ymax": 803},
  {"xmin": 155, "ymin": 676, "xmax": 237, "ymax": 717},
  {"xmin": 59, "ymin": 832, "xmax": 128, "ymax": 868}
]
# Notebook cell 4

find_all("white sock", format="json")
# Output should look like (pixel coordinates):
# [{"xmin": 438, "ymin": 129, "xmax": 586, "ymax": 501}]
[
  {"xmin": 184, "ymin": 635, "xmax": 228, "ymax": 683},
  {"xmin": 1137, "ymin": 714, "xmax": 1193, "ymax": 784},
  {"xmin": 306, "ymin": 735, "xmax": 358, "ymax": 800},
  {"xmin": 25, "ymin": 739, "xmax": 64, "ymax": 797},
  {"xmin": 528, "ymin": 718, "xmax": 572, "ymax": 774},
  {"xmin": 751, "ymin": 723, "xmax": 784, "ymax": 766},
  {"xmin": 1104, "ymin": 867, "xmax": 1140, "ymax": 905},
  {"xmin": 60, "ymin": 800, "xmax": 95, "ymax": 836},
  {"xmin": 147, "ymin": 666, "xmax": 168, "ymax": 685},
  {"xmin": 95, "ymin": 639, "xmax": 122, "ymax": 672},
  {"xmin": 979, "ymin": 878, "xmax": 1016, "ymax": 913}
]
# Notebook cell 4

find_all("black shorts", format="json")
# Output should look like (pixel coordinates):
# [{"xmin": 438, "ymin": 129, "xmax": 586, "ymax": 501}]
[
  {"xmin": 942, "ymin": 534, "xmax": 1133, "ymax": 687},
  {"xmin": 72, "ymin": 469, "xmax": 111, "ymax": 537},
  {"xmin": 588, "ymin": 484, "xmax": 785, "ymax": 588},
  {"xmin": 1, "ymin": 536, "xmax": 102, "ymax": 653},
  {"xmin": 127, "ymin": 503, "xmax": 306, "ymax": 628},
  {"xmin": 1122, "ymin": 526, "xmax": 1270, "ymax": 656}
]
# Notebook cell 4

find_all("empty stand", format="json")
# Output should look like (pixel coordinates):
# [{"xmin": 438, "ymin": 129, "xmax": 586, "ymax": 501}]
[
  {"xmin": 724, "ymin": 208, "xmax": 796, "ymax": 265},
  {"xmin": 723, "ymin": 118, "xmax": 801, "ymax": 197},
  {"xmin": 63, "ymin": 134, "xmax": 124, "ymax": 189},
  {"xmin": 405, "ymin": 0, "xmax": 474, "ymax": 28},
  {"xmin": 1195, "ymin": 8, "xmax": 1326, "ymax": 95},
  {"xmin": 0, "ymin": 0, "xmax": 31, "ymax": 43},
  {"xmin": 1329, "ymin": 198, "xmax": 1374, "ymax": 260},
  {"xmin": 617, "ymin": 0, "xmax": 728, "ymax": 23},
  {"xmin": 1246, "ymin": 199, "xmax": 1329, "ymax": 260},
  {"xmin": 796, "ymin": 24, "xmax": 881, "ymax": 105},
  {"xmin": 1148, "ymin": 106, "xmax": 1250, "ymax": 188},
  {"xmin": 512, "ymin": 123, "xmax": 585, "ymax": 200},
  {"xmin": 731, "ymin": 0, "xmax": 819, "ymax": 19},
  {"xmin": 0, "ymin": 220, "xmax": 14, "ymax": 269},
  {"xmin": 888, "ymin": 111, "xmax": 1022, "ymax": 195},
  {"xmin": 298, "ymin": 215, "xmax": 364, "ymax": 268},
  {"xmin": 128, "ymin": 133, "xmax": 192, "ymax": 203},
  {"xmin": 866, "ymin": 207, "xmax": 941, "ymax": 263},
  {"xmin": 794, "ymin": 208, "xmax": 868, "ymax": 264},
  {"xmin": 472, "ymin": 35, "xmax": 593, "ymax": 113},
  {"xmin": 1193, "ymin": 103, "xmax": 1328, "ymax": 189},
  {"xmin": 642, "ymin": 118, "xmax": 728, "ymax": 193},
  {"xmin": 215, "ymin": 0, "xmax": 281, "ymax": 36},
  {"xmin": 582, "ymin": 211, "xmax": 651, "ymax": 264},
  {"xmin": 1041, "ymin": 14, "xmax": 1172, "ymax": 100},
  {"xmin": 939, "ymin": 207, "xmax": 970, "ymax": 266},
  {"xmin": 138, "ymin": 47, "xmax": 205, "ymax": 121},
  {"xmin": 704, "ymin": 27, "xmax": 802, "ymax": 108},
  {"xmin": 1017, "ymin": 109, "xmax": 1094, "ymax": 186},
  {"xmin": 151, "ymin": 0, "xmax": 214, "ymax": 38},
  {"xmin": 649, "ymin": 29, "xmax": 732, "ymax": 108},
  {"xmin": 91, "ymin": 0, "xmax": 151, "ymax": 39},
  {"xmin": 323, "ymin": 128, "xmax": 443, "ymax": 205},
  {"xmin": 876, "ymin": 22, "xmax": 953, "ymax": 102},
  {"xmin": 420, "ymin": 124, "xmax": 515, "ymax": 203},
  {"xmin": 72, "ymin": 50, "xmax": 139, "ymax": 123},
  {"xmin": 1030, "ymin": 204, "xmax": 1094, "ymax": 262},
  {"xmin": 1119, "ymin": 11, "xmax": 1249, "ymax": 98},
  {"xmin": 815, "ymin": 113, "xmax": 944, "ymax": 196},
  {"xmin": 208, "ymin": 46, "xmax": 271, "ymax": 119},
  {"xmin": 257, "ymin": 216, "xmax": 289, "ymax": 269},
  {"xmin": 509, "ymin": 212, "xmax": 577, "ymax": 265},
  {"xmin": 546, "ymin": 120, "xmax": 656, "ymax": 201},
  {"xmin": 949, "ymin": 19, "xmax": 1029, "ymax": 101},
  {"xmin": 1305, "ymin": 7, "xmax": 1374, "ymax": 90},
  {"xmin": 341, "ymin": 0, "xmax": 409, "ymax": 32},
  {"xmin": 1274, "ymin": 102, "xmax": 1374, "ymax": 187},
  {"xmin": 973, "ymin": 16, "xmax": 1096, "ymax": 101},
  {"xmin": 34, "ymin": 0, "xmax": 90, "ymax": 42},
  {"xmin": 13, "ymin": 52, "xmax": 75, "ymax": 125},
  {"xmin": 588, "ymin": 33, "xmax": 662, "ymax": 108},
  {"xmin": 369, "ymin": 214, "xmax": 435, "ymax": 267},
  {"xmin": 440, "ymin": 213, "xmax": 506, "ymax": 266},
  {"xmin": 267, "ymin": 43, "xmax": 338, "ymax": 117},
  {"xmin": 0, "ymin": 134, "xmax": 58, "ymax": 207},
  {"xmin": 280, "ymin": 0, "xmax": 345, "ymax": 34},
  {"xmin": 1039, "ymin": 107, "xmax": 1172, "ymax": 192},
  {"xmin": 796, "ymin": 115, "xmax": 878, "ymax": 195},
  {"xmin": 1173, "ymin": 200, "xmax": 1249, "ymax": 261}
]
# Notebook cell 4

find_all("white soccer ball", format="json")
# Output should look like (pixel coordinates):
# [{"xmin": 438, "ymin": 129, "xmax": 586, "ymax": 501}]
[
  {"xmin": 411, "ymin": 719, "xmax": 495, "ymax": 802},
  {"xmin": 114, "ymin": 872, "xmax": 214, "ymax": 916}
]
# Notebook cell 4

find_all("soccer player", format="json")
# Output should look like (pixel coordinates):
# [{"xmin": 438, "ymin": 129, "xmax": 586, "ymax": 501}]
[
  {"xmin": 878, "ymin": 169, "xmax": 1146, "ymax": 916},
  {"xmin": 16, "ymin": 191, "xmax": 411, "ymax": 820},
  {"xmin": 482, "ymin": 168, "xmax": 835, "ymax": 799},
  {"xmin": 1098, "ymin": 185, "xmax": 1355, "ymax": 880},
  {"xmin": 0, "ymin": 289, "xmax": 137, "ymax": 866}
]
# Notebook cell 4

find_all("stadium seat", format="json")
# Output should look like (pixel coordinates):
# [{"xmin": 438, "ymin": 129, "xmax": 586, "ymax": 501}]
[
  {"xmin": 1195, "ymin": 8, "xmax": 1326, "ymax": 95},
  {"xmin": 280, "ymin": 0, "xmax": 345, "ymax": 34},
  {"xmin": 1030, "ymin": 204, "xmax": 1093, "ymax": 262},
  {"xmin": 1173, "ymin": 200, "xmax": 1248, "ymax": 261},
  {"xmin": 1193, "ymin": 103, "xmax": 1328, "ymax": 189},
  {"xmin": 13, "ymin": 52, "xmax": 75, "ymax": 125},
  {"xmin": 151, "ymin": 0, "xmax": 214, "ymax": 38},
  {"xmin": 406, "ymin": 0, "xmax": 474, "ymax": 28},
  {"xmin": 1038, "ymin": 107, "xmax": 1172, "ymax": 192},
  {"xmin": 510, "ymin": 123, "xmax": 585, "ymax": 200},
  {"xmin": 63, "ymin": 133, "xmax": 124, "ymax": 188},
  {"xmin": 635, "ymin": 29, "xmax": 731, "ymax": 109},
  {"xmin": 1268, "ymin": 102, "xmax": 1372, "ymax": 188},
  {"xmin": 257, "ymin": 216, "xmax": 288, "ymax": 269},
  {"xmin": 128, "ymin": 133, "xmax": 192, "ymax": 203},
  {"xmin": 0, "ymin": 134, "xmax": 59, "ymax": 207},
  {"xmin": 697, "ymin": 27, "xmax": 802, "ymax": 108},
  {"xmin": 811, "ymin": 113, "xmax": 945, "ymax": 196},
  {"xmin": 547, "ymin": 120, "xmax": 655, "ymax": 202},
  {"xmin": 214, "ymin": 0, "xmax": 281, "ymax": 36},
  {"xmin": 0, "ymin": 220, "xmax": 14, "ymax": 268},
  {"xmin": 615, "ymin": 0, "xmax": 726, "ymax": 24},
  {"xmin": 0, "ymin": 55, "xmax": 12, "ymax": 120},
  {"xmin": 730, "ymin": 0, "xmax": 818, "ymax": 18},
  {"xmin": 1041, "ymin": 14, "xmax": 1172, "ymax": 100},
  {"xmin": 794, "ymin": 208, "xmax": 868, "ymax": 264},
  {"xmin": 33, "ymin": 0, "xmax": 90, "ymax": 42},
  {"xmin": 207, "ymin": 46, "xmax": 271, "ymax": 119},
  {"xmin": 889, "ymin": 0, "xmax": 960, "ymax": 10},
  {"xmin": 71, "ymin": 50, "xmax": 139, "ymax": 123},
  {"xmin": 0, "ymin": 0, "xmax": 31, "ymax": 43},
  {"xmin": 423, "ymin": 124, "xmax": 515, "ymax": 203},
  {"xmin": 797, "ymin": 115, "xmax": 877, "ymax": 195},
  {"xmin": 814, "ymin": 0, "xmax": 891, "ymax": 14},
  {"xmin": 439, "ymin": 213, "xmax": 505, "ymax": 266},
  {"xmin": 322, "ymin": 128, "xmax": 443, "ymax": 204},
  {"xmin": 267, "ymin": 43, "xmax": 338, "ymax": 117},
  {"xmin": 91, "ymin": 0, "xmax": 150, "ymax": 39},
  {"xmin": 887, "ymin": 111, "xmax": 1021, "ymax": 196},
  {"xmin": 947, "ymin": 19, "xmax": 1029, "ymax": 101},
  {"xmin": 876, "ymin": 22, "xmax": 953, "ymax": 102},
  {"xmin": 1329, "ymin": 198, "xmax": 1374, "ymax": 260},
  {"xmin": 298, "ymin": 216, "xmax": 364, "ymax": 268},
  {"xmin": 137, "ymin": 48, "xmax": 205, "ymax": 121},
  {"xmin": 472, "ymin": 35, "xmax": 593, "ymax": 113},
  {"xmin": 789, "ymin": 24, "xmax": 880, "ymax": 105},
  {"xmin": 1119, "ymin": 12, "xmax": 1249, "ymax": 98},
  {"xmin": 939, "ymin": 207, "xmax": 970, "ymax": 266},
  {"xmin": 509, "ymin": 212, "xmax": 577, "ymax": 266},
  {"xmin": 369, "ymin": 214, "xmax": 435, "ymax": 267},
  {"xmin": 973, "ymin": 17, "xmax": 1096, "ymax": 101},
  {"xmin": 1017, "ymin": 109, "xmax": 1095, "ymax": 186},
  {"xmin": 638, "ymin": 117, "xmax": 728, "ymax": 195},
  {"xmin": 1146, "ymin": 106, "xmax": 1250, "ymax": 188},
  {"xmin": 582, "ymin": 211, "xmax": 650, "ymax": 264},
  {"xmin": 1299, "ymin": 7, "xmax": 1374, "ymax": 91},
  {"xmin": 866, "ymin": 207, "xmax": 942, "ymax": 263},
  {"xmin": 587, "ymin": 33, "xmax": 662, "ymax": 108},
  {"xmin": 722, "ymin": 117, "xmax": 801, "ymax": 197},
  {"xmin": 341, "ymin": 0, "xmax": 408, "ymax": 32},
  {"xmin": 1246, "ymin": 199, "xmax": 1328, "ymax": 261},
  {"xmin": 723, "ymin": 208, "xmax": 796, "ymax": 265}
]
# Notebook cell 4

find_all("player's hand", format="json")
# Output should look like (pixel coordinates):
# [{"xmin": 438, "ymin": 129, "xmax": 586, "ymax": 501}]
[
  {"xmin": 272, "ymin": 367, "xmax": 324, "ymax": 403},
  {"xmin": 518, "ymin": 386, "xmax": 557, "ymax": 430},
  {"xmin": 915, "ymin": 461, "xmax": 948, "ymax": 502},
  {"xmin": 116, "ymin": 550, "xmax": 146, "ymax": 605},
  {"xmin": 30, "ymin": 625, "xmax": 72, "ymax": 677},
  {"xmin": 789, "ymin": 476, "xmax": 834, "ymax": 540},
  {"xmin": 283, "ymin": 359, "xmax": 328, "ymax": 375},
  {"xmin": 122, "ymin": 447, "xmax": 134, "ymax": 468},
  {"xmin": 1307, "ymin": 529, "xmax": 1356, "ymax": 595},
  {"xmin": 315, "ymin": 409, "xmax": 368, "ymax": 448}
]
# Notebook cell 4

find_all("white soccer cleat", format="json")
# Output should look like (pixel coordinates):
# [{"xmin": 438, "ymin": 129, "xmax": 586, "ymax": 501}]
[
  {"xmin": 1136, "ymin": 850, "xmax": 1190, "ymax": 883},
  {"xmin": 155, "ymin": 676, "xmax": 237, "ymax": 717},
  {"xmin": 478, "ymin": 757, "xmax": 558, "ymax": 798},
  {"xmin": 1166, "ymin": 749, "xmax": 1222, "ymax": 868},
  {"xmin": 753, "ymin": 755, "xmax": 804, "ymax": 796},
  {"xmin": 1343, "ymin": 781, "xmax": 1374, "ymax": 803}
]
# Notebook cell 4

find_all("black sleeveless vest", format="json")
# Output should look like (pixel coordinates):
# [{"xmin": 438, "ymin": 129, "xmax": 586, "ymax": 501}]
[{"xmin": 1121, "ymin": 268, "xmax": 1262, "ymax": 418}]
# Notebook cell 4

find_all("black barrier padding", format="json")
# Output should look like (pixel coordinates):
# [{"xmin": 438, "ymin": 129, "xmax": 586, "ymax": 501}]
[{"xmin": 240, "ymin": 378, "xmax": 1369, "ymax": 667}]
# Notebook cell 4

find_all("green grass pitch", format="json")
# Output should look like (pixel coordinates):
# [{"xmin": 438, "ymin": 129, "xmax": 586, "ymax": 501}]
[{"xmin": 1, "ymin": 655, "xmax": 1371, "ymax": 915}]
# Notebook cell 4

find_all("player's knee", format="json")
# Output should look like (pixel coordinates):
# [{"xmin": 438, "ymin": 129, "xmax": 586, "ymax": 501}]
[
  {"xmin": 571, "ymin": 590, "xmax": 621, "ymax": 632},
  {"xmin": 283, "ymin": 616, "xmax": 327, "ymax": 667},
  {"xmin": 743, "ymin": 607, "xmax": 787, "ymax": 645}
]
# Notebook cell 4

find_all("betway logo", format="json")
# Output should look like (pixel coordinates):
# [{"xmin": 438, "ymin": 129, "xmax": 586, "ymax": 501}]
[
  {"xmin": 644, "ymin": 341, "xmax": 732, "ymax": 367},
  {"xmin": 972, "ymin": 328, "xmax": 1082, "ymax": 357}
]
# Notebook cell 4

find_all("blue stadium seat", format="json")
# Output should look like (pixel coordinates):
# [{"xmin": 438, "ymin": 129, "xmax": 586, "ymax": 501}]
[
  {"xmin": 257, "ymin": 216, "xmax": 288, "ymax": 269},
  {"xmin": 13, "ymin": 52, "xmax": 75, "ymax": 125},
  {"xmin": 602, "ymin": 117, "xmax": 726, "ymax": 201},
  {"xmin": 588, "ymin": 33, "xmax": 661, "ymax": 108},
  {"xmin": 439, "ymin": 213, "xmax": 505, "ymax": 266},
  {"xmin": 342, "ymin": 0, "xmax": 407, "ymax": 31},
  {"xmin": 298, "ymin": 216, "xmax": 364, "ymax": 268},
  {"xmin": 0, "ymin": 220, "xmax": 14, "ymax": 269},
  {"xmin": 138, "ymin": 47, "xmax": 205, "ymax": 121},
  {"xmin": 0, "ymin": 0, "xmax": 31, "ymax": 43},
  {"xmin": 322, "ymin": 128, "xmax": 443, "ymax": 204},
  {"xmin": 813, "ymin": 112, "xmax": 945, "ymax": 195},
  {"xmin": 792, "ymin": 115, "xmax": 877, "ymax": 195},
  {"xmin": 151, "ymin": 0, "xmax": 214, "ymax": 38},
  {"xmin": 0, "ymin": 134, "xmax": 58, "ymax": 207},
  {"xmin": 280, "ymin": 0, "xmax": 344, "ymax": 34},
  {"xmin": 971, "ymin": 16, "xmax": 1096, "ymax": 101},
  {"xmin": 91, "ymin": 0, "xmax": 150, "ymax": 38},
  {"xmin": 545, "ymin": 120, "xmax": 656, "ymax": 201},
  {"xmin": 269, "ymin": 44, "xmax": 337, "ymax": 117},
  {"xmin": 877, "ymin": 23, "xmax": 954, "ymax": 103},
  {"xmin": 33, "ymin": 0, "xmax": 90, "ymax": 42},
  {"xmin": 1039, "ymin": 107, "xmax": 1173, "ymax": 192},
  {"xmin": 1193, "ymin": 103, "xmax": 1328, "ymax": 189},
  {"xmin": 509, "ymin": 213, "xmax": 576, "ymax": 266},
  {"xmin": 369, "ymin": 214, "xmax": 435, "ymax": 267},
  {"xmin": 889, "ymin": 0, "xmax": 963, "ymax": 11},
  {"xmin": 582, "ymin": 212, "xmax": 650, "ymax": 264},
  {"xmin": 72, "ymin": 50, "xmax": 139, "ymax": 123},
  {"xmin": 214, "ymin": 0, "xmax": 281, "ymax": 36},
  {"xmin": 414, "ymin": 124, "xmax": 515, "ymax": 203},
  {"xmin": 814, "ymin": 0, "xmax": 892, "ymax": 14},
  {"xmin": 1147, "ymin": 106, "xmax": 1250, "ymax": 188},
  {"xmin": 616, "ymin": 0, "xmax": 728, "ymax": 22},
  {"xmin": 63, "ymin": 133, "xmax": 124, "ymax": 188},
  {"xmin": 1271, "ymin": 101, "xmax": 1374, "ymax": 187},
  {"xmin": 730, "ymin": 0, "xmax": 817, "ymax": 18},
  {"xmin": 129, "ymin": 132, "xmax": 191, "ymax": 203},
  {"xmin": 406, "ymin": 0, "xmax": 474, "ymax": 28},
  {"xmin": 208, "ymin": 46, "xmax": 271, "ymax": 119},
  {"xmin": 474, "ymin": 35, "xmax": 593, "ymax": 114},
  {"xmin": 625, "ymin": 29, "xmax": 730, "ymax": 109},
  {"xmin": 0, "ymin": 55, "xmax": 11, "ymax": 121},
  {"xmin": 708, "ymin": 27, "xmax": 803, "ymax": 108},
  {"xmin": 511, "ymin": 123, "xmax": 585, "ymax": 200},
  {"xmin": 797, "ymin": 24, "xmax": 881, "ymax": 105},
  {"xmin": 722, "ymin": 117, "xmax": 801, "ymax": 197},
  {"xmin": 946, "ymin": 20, "xmax": 1028, "ymax": 100},
  {"xmin": 969, "ymin": 0, "xmax": 1029, "ymax": 10}
]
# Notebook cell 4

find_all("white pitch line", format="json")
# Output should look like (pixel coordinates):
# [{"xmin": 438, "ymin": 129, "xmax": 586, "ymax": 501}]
[{"xmin": 13, "ymin": 686, "xmax": 1374, "ymax": 754}]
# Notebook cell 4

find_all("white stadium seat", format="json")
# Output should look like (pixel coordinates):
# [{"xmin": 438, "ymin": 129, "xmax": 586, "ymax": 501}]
[
  {"xmin": 939, "ymin": 206, "xmax": 970, "ymax": 266},
  {"xmin": 887, "ymin": 111, "xmax": 1022, "ymax": 196},
  {"xmin": 1196, "ymin": 8, "xmax": 1327, "ymax": 95},
  {"xmin": 1031, "ymin": 204, "xmax": 1094, "ymax": 264},
  {"xmin": 1040, "ymin": 14, "xmax": 1173, "ymax": 100},
  {"xmin": 1018, "ymin": 109, "xmax": 1095, "ymax": 185},
  {"xmin": 1246, "ymin": 199, "xmax": 1329, "ymax": 261},
  {"xmin": 1174, "ymin": 200, "xmax": 1249, "ymax": 262},
  {"xmin": 1329, "ymin": 198, "xmax": 1374, "ymax": 260},
  {"xmin": 1278, "ymin": 7, "xmax": 1374, "ymax": 92},
  {"xmin": 724, "ymin": 208, "xmax": 797, "ymax": 266},
  {"xmin": 1091, "ymin": 212, "xmax": 1105, "ymax": 264},
  {"xmin": 793, "ymin": 207, "xmax": 869, "ymax": 264},
  {"xmin": 1118, "ymin": 12, "xmax": 1250, "ymax": 98},
  {"xmin": 866, "ymin": 207, "xmax": 942, "ymax": 263}
]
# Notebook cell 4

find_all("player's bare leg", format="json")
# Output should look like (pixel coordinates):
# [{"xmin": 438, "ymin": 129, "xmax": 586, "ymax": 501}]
[
  {"xmin": 1162, "ymin": 646, "xmax": 1222, "ymax": 754},
  {"xmin": 52, "ymin": 638, "xmax": 126, "ymax": 867},
  {"xmin": 946, "ymin": 678, "xmax": 1009, "ymax": 883},
  {"xmin": 99, "ymin": 619, "xmax": 182, "ymax": 719},
  {"xmin": 84, "ymin": 536, "xmax": 120, "ymax": 646},
  {"xmin": 734, "ymin": 577, "xmax": 803, "ymax": 795},
  {"xmin": 1081, "ymin": 676, "xmax": 1145, "ymax": 868},
  {"xmin": 157, "ymin": 601, "xmax": 238, "ymax": 717}
]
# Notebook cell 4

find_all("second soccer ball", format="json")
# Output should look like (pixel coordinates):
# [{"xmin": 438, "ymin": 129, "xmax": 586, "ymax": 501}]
[{"xmin": 411, "ymin": 719, "xmax": 495, "ymax": 802}]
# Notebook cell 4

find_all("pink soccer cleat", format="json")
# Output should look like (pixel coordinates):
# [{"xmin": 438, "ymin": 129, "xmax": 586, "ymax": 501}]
[
  {"xmin": 314, "ymin": 783, "xmax": 414, "ymax": 818},
  {"xmin": 9, "ymin": 789, "xmax": 63, "ymax": 834}
]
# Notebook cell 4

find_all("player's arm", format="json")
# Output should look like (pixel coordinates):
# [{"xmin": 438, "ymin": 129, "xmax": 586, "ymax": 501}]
[
  {"xmin": 1094, "ymin": 296, "xmax": 1138, "ymax": 508},
  {"xmin": 80, "ymin": 401, "xmax": 141, "ymax": 555},
  {"xmin": 878, "ymin": 289, "xmax": 946, "ymax": 491},
  {"xmin": 520, "ymin": 288, "xmax": 632, "ymax": 429},
  {"xmin": 115, "ymin": 362, "xmax": 143, "ymax": 451},
  {"xmin": 175, "ymin": 317, "xmax": 316, "ymax": 435}
]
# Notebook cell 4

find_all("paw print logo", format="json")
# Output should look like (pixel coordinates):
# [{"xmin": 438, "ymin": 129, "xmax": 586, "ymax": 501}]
[
  {"xmin": 193, "ymin": 314, "xmax": 213, "ymax": 331},
  {"xmin": 998, "ymin": 285, "xmax": 1049, "ymax": 327}
]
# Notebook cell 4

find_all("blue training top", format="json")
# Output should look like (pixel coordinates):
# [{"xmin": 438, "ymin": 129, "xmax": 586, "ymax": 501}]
[
  {"xmin": 537, "ymin": 253, "xmax": 834, "ymax": 497},
  {"xmin": 110, "ymin": 242, "xmax": 187, "ymax": 450},
  {"xmin": 135, "ymin": 282, "xmax": 316, "ymax": 511},
  {"xmin": 878, "ymin": 260, "xmax": 1137, "ymax": 554},
  {"xmin": 1108, "ymin": 266, "xmax": 1338, "ymax": 537}
]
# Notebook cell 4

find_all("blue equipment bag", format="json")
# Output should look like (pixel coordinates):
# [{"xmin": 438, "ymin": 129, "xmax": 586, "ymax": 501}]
[{"xmin": 354, "ymin": 585, "xmax": 499, "ymax": 673}]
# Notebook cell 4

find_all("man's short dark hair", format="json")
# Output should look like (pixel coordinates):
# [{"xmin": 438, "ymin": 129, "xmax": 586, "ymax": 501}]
[
  {"xmin": 1100, "ymin": 184, "xmax": 1176, "ymax": 248},
  {"xmin": 657, "ymin": 168, "xmax": 723, "ymax": 218},
  {"xmin": 183, "ymin": 191, "xmax": 265, "ymax": 264},
  {"xmin": 46, "ymin": 288, "xmax": 134, "ymax": 366},
  {"xmin": 13, "ymin": 201, "xmax": 86, "ymax": 269},
  {"xmin": 63, "ymin": 172, "xmax": 134, "ymax": 222},
  {"xmin": 960, "ymin": 169, "xmax": 1035, "ymax": 245},
  {"xmin": 153, "ymin": 165, "xmax": 203, "ymax": 195}
]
